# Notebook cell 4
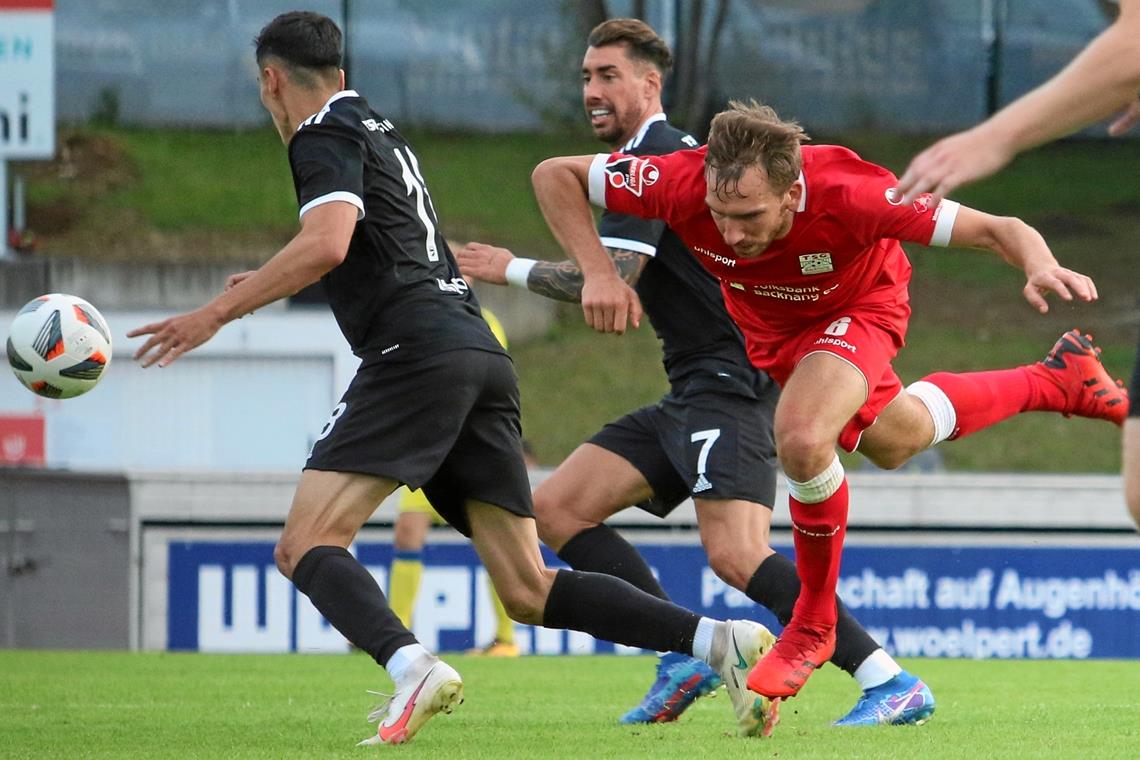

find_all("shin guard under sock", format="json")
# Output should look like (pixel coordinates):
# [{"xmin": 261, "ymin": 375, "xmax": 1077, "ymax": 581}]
[
  {"xmin": 541, "ymin": 569, "xmax": 699, "ymax": 654},
  {"xmin": 292, "ymin": 545, "xmax": 416, "ymax": 667},
  {"xmin": 556, "ymin": 524, "xmax": 670, "ymax": 600},
  {"xmin": 919, "ymin": 368, "xmax": 1039, "ymax": 440},
  {"xmin": 787, "ymin": 477, "xmax": 849, "ymax": 628}
]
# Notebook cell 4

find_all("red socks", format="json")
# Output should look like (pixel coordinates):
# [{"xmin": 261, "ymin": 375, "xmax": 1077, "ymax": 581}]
[
  {"xmin": 921, "ymin": 366, "xmax": 1060, "ymax": 440},
  {"xmin": 788, "ymin": 478, "xmax": 849, "ymax": 628}
]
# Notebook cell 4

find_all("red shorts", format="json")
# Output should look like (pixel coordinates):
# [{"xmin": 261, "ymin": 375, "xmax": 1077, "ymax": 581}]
[{"xmin": 745, "ymin": 302, "xmax": 909, "ymax": 452}]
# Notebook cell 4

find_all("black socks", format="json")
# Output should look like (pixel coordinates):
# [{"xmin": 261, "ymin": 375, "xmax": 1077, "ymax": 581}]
[
  {"xmin": 542, "ymin": 569, "xmax": 700, "ymax": 655},
  {"xmin": 556, "ymin": 524, "xmax": 670, "ymax": 600},
  {"xmin": 291, "ymin": 545, "xmax": 416, "ymax": 667}
]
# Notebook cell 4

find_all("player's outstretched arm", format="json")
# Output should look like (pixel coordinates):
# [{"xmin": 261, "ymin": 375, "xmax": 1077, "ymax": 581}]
[
  {"xmin": 128, "ymin": 201, "xmax": 357, "ymax": 368},
  {"xmin": 947, "ymin": 206, "xmax": 1098, "ymax": 314},
  {"xmin": 456, "ymin": 241, "xmax": 647, "ymax": 303},
  {"xmin": 898, "ymin": 0, "xmax": 1140, "ymax": 203},
  {"xmin": 532, "ymin": 155, "xmax": 642, "ymax": 334}
]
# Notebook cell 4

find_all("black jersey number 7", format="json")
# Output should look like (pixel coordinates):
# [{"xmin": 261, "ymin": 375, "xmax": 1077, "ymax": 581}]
[{"xmin": 392, "ymin": 145, "xmax": 441, "ymax": 263}]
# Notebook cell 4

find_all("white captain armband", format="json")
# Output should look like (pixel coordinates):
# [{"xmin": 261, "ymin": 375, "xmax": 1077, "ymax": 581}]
[{"xmin": 505, "ymin": 257, "xmax": 538, "ymax": 288}]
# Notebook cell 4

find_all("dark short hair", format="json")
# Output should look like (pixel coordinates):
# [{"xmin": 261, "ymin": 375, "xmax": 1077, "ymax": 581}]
[
  {"xmin": 706, "ymin": 100, "xmax": 807, "ymax": 198},
  {"xmin": 587, "ymin": 18, "xmax": 673, "ymax": 74},
  {"xmin": 254, "ymin": 11, "xmax": 342, "ymax": 87}
]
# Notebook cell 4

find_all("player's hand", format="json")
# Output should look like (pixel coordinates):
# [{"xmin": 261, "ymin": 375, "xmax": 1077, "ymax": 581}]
[
  {"xmin": 456, "ymin": 242, "xmax": 512, "ymax": 285},
  {"xmin": 224, "ymin": 271, "xmax": 257, "ymax": 291},
  {"xmin": 581, "ymin": 273, "xmax": 642, "ymax": 334},
  {"xmin": 1022, "ymin": 265, "xmax": 1098, "ymax": 314},
  {"xmin": 896, "ymin": 127, "xmax": 1015, "ymax": 204},
  {"xmin": 127, "ymin": 307, "xmax": 225, "ymax": 368},
  {"xmin": 1108, "ymin": 97, "xmax": 1140, "ymax": 137}
]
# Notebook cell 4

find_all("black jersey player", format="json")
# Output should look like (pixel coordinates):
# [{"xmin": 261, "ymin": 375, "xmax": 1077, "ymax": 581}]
[{"xmin": 128, "ymin": 10, "xmax": 780, "ymax": 746}]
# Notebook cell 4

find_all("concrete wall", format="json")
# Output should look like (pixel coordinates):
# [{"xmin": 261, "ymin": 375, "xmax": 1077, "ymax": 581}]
[
  {"xmin": 1, "ymin": 467, "xmax": 1132, "ymax": 650},
  {"xmin": 0, "ymin": 258, "xmax": 556, "ymax": 340},
  {"xmin": 129, "ymin": 469, "xmax": 1134, "ymax": 532}
]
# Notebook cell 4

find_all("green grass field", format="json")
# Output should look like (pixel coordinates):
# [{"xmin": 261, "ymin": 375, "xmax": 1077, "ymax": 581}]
[{"xmin": 2, "ymin": 651, "xmax": 1138, "ymax": 759}]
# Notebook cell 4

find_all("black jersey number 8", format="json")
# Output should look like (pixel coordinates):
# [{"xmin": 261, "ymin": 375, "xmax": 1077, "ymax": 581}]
[{"xmin": 392, "ymin": 146, "xmax": 440, "ymax": 263}]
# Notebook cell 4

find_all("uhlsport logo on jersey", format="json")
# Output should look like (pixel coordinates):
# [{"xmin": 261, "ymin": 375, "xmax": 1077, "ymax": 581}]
[
  {"xmin": 695, "ymin": 245, "xmax": 736, "ymax": 268},
  {"xmin": 605, "ymin": 156, "xmax": 660, "ymax": 197}
]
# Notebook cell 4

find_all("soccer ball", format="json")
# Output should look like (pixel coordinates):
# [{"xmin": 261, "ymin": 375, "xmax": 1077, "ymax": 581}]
[{"xmin": 6, "ymin": 293, "xmax": 113, "ymax": 399}]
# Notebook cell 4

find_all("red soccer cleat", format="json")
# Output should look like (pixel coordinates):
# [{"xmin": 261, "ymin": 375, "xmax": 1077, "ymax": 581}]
[
  {"xmin": 1027, "ymin": 329, "xmax": 1129, "ymax": 426},
  {"xmin": 746, "ymin": 620, "xmax": 836, "ymax": 699}
]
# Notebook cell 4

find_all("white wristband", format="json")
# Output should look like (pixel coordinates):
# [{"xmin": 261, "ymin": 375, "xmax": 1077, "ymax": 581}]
[{"xmin": 505, "ymin": 257, "xmax": 537, "ymax": 288}]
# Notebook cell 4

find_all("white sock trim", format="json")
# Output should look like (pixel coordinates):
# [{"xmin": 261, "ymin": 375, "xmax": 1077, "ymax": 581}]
[
  {"xmin": 505, "ymin": 257, "xmax": 537, "ymax": 288},
  {"xmin": 786, "ymin": 455, "xmax": 844, "ymax": 504},
  {"xmin": 692, "ymin": 617, "xmax": 716, "ymax": 663},
  {"xmin": 907, "ymin": 380, "xmax": 957, "ymax": 445},
  {"xmin": 386, "ymin": 643, "xmax": 431, "ymax": 684},
  {"xmin": 852, "ymin": 647, "xmax": 902, "ymax": 691}
]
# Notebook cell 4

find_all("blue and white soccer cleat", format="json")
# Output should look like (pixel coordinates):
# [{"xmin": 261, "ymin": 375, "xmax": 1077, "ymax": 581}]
[
  {"xmin": 619, "ymin": 652, "xmax": 723, "ymax": 724},
  {"xmin": 832, "ymin": 670, "xmax": 935, "ymax": 727}
]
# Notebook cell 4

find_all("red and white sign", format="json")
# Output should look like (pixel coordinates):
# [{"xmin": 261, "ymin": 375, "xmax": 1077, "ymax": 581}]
[{"xmin": 0, "ymin": 414, "xmax": 45, "ymax": 465}]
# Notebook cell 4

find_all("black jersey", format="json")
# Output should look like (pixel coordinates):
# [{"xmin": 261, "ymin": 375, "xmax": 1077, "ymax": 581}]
[
  {"xmin": 597, "ymin": 115, "xmax": 755, "ymax": 387},
  {"xmin": 289, "ymin": 90, "xmax": 503, "ymax": 363}
]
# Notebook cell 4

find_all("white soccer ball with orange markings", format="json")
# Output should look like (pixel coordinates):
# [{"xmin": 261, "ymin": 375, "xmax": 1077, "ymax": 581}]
[{"xmin": 6, "ymin": 293, "xmax": 112, "ymax": 399}]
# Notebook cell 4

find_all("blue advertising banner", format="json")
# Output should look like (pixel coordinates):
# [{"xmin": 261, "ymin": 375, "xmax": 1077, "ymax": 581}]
[{"xmin": 167, "ymin": 540, "xmax": 1140, "ymax": 658}]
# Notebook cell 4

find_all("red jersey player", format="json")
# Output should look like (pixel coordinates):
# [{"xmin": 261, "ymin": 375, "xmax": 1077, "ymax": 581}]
[{"xmin": 530, "ymin": 100, "xmax": 1128, "ymax": 702}]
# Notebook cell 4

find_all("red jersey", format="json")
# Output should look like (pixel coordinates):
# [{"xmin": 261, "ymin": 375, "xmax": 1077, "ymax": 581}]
[{"xmin": 587, "ymin": 144, "xmax": 960, "ymax": 338}]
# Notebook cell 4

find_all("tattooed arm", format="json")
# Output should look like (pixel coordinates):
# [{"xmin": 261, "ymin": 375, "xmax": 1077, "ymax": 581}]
[{"xmin": 456, "ymin": 242, "xmax": 648, "ymax": 303}]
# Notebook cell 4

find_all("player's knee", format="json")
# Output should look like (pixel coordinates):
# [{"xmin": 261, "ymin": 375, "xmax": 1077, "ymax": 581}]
[
  {"xmin": 776, "ymin": 425, "xmax": 837, "ymax": 480},
  {"xmin": 494, "ymin": 585, "xmax": 545, "ymax": 625},
  {"xmin": 532, "ymin": 486, "xmax": 575, "ymax": 549},
  {"xmin": 705, "ymin": 544, "xmax": 760, "ymax": 591},
  {"xmin": 492, "ymin": 566, "xmax": 557, "ymax": 625},
  {"xmin": 702, "ymin": 535, "xmax": 775, "ymax": 587},
  {"xmin": 273, "ymin": 540, "xmax": 297, "ymax": 579}
]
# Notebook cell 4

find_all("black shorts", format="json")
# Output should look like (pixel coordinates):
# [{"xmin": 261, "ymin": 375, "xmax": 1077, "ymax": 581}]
[
  {"xmin": 588, "ymin": 368, "xmax": 779, "ymax": 516},
  {"xmin": 305, "ymin": 349, "xmax": 532, "ymax": 536},
  {"xmin": 1130, "ymin": 327, "xmax": 1140, "ymax": 419}
]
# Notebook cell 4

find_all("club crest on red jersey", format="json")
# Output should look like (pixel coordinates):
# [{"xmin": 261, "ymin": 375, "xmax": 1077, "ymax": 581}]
[
  {"xmin": 799, "ymin": 252, "xmax": 834, "ymax": 275},
  {"xmin": 911, "ymin": 194, "xmax": 932, "ymax": 213},
  {"xmin": 605, "ymin": 156, "xmax": 660, "ymax": 197}
]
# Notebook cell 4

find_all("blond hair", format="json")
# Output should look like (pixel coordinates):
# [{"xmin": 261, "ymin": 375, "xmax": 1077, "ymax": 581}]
[{"xmin": 706, "ymin": 100, "xmax": 807, "ymax": 198}]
